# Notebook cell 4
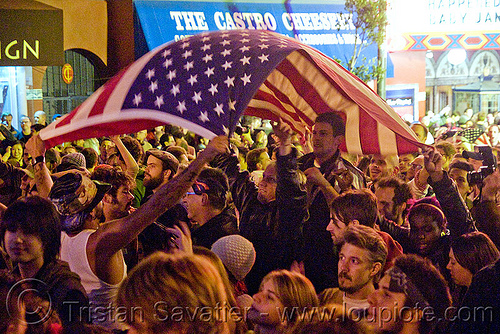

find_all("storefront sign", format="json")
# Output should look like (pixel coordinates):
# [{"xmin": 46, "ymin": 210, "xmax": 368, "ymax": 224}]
[
  {"xmin": 62, "ymin": 63, "xmax": 74, "ymax": 84},
  {"xmin": 387, "ymin": 86, "xmax": 418, "ymax": 121},
  {"xmin": 0, "ymin": 6, "xmax": 64, "ymax": 66},
  {"xmin": 388, "ymin": 0, "xmax": 500, "ymax": 51},
  {"xmin": 134, "ymin": 1, "xmax": 379, "ymax": 65}
]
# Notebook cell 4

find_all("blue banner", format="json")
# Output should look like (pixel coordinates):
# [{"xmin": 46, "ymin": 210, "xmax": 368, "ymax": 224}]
[{"xmin": 133, "ymin": 0, "xmax": 390, "ymax": 75}]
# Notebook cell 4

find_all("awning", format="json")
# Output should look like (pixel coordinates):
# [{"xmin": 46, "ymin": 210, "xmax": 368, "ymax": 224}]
[
  {"xmin": 133, "ymin": 0, "xmax": 393, "ymax": 77},
  {"xmin": 0, "ymin": 0, "xmax": 64, "ymax": 66}
]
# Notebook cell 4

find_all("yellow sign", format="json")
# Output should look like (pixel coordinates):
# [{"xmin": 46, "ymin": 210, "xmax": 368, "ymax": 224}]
[{"xmin": 62, "ymin": 63, "xmax": 74, "ymax": 84}]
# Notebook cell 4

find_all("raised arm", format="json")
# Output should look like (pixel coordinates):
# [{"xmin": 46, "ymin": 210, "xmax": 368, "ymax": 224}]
[
  {"xmin": 92, "ymin": 135, "xmax": 229, "ymax": 257},
  {"xmin": 422, "ymin": 147, "xmax": 475, "ymax": 237},
  {"xmin": 110, "ymin": 135, "xmax": 139, "ymax": 179},
  {"xmin": 25, "ymin": 133, "xmax": 53, "ymax": 198}
]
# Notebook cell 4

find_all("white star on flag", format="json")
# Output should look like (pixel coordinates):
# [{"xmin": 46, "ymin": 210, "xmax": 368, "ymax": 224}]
[
  {"xmin": 188, "ymin": 74, "xmax": 198, "ymax": 86},
  {"xmin": 241, "ymin": 73, "xmax": 251, "ymax": 85},
  {"xmin": 224, "ymin": 76, "xmax": 235, "ymax": 87},
  {"xmin": 202, "ymin": 54, "xmax": 213, "ymax": 63},
  {"xmin": 222, "ymin": 61, "xmax": 233, "ymax": 70},
  {"xmin": 146, "ymin": 69, "xmax": 155, "ymax": 80},
  {"xmin": 133, "ymin": 93, "xmax": 142, "ymax": 106},
  {"xmin": 167, "ymin": 70, "xmax": 176, "ymax": 81},
  {"xmin": 163, "ymin": 58, "xmax": 173, "ymax": 68},
  {"xmin": 149, "ymin": 80, "xmax": 158, "ymax": 93},
  {"xmin": 198, "ymin": 111, "xmax": 210, "ymax": 123},
  {"xmin": 176, "ymin": 100, "xmax": 186, "ymax": 114},
  {"xmin": 154, "ymin": 95, "xmax": 164, "ymax": 108},
  {"xmin": 240, "ymin": 56, "xmax": 251, "ymax": 65},
  {"xmin": 184, "ymin": 61, "xmax": 194, "ymax": 71},
  {"xmin": 192, "ymin": 91, "xmax": 202, "ymax": 104},
  {"xmin": 214, "ymin": 103, "xmax": 224, "ymax": 116},
  {"xmin": 201, "ymin": 44, "xmax": 211, "ymax": 51},
  {"xmin": 162, "ymin": 49, "xmax": 171, "ymax": 58},
  {"xmin": 221, "ymin": 49, "xmax": 231, "ymax": 57},
  {"xmin": 208, "ymin": 84, "xmax": 218, "ymax": 95},
  {"xmin": 182, "ymin": 50, "xmax": 193, "ymax": 59},
  {"xmin": 170, "ymin": 84, "xmax": 180, "ymax": 96},
  {"xmin": 204, "ymin": 67, "xmax": 215, "ymax": 77},
  {"xmin": 258, "ymin": 54, "xmax": 269, "ymax": 62}
]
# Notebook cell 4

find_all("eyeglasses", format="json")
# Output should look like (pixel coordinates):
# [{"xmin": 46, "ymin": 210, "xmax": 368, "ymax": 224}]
[{"xmin": 185, "ymin": 181, "xmax": 210, "ymax": 196}]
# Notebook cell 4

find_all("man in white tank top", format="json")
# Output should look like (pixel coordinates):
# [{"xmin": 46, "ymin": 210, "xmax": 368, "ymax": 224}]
[{"xmin": 27, "ymin": 133, "xmax": 229, "ymax": 329}]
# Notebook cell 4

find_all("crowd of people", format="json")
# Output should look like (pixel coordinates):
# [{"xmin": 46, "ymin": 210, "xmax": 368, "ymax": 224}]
[{"xmin": 0, "ymin": 107, "xmax": 499, "ymax": 334}]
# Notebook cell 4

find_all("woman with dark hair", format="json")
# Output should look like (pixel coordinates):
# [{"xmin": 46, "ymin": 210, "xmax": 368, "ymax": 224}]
[
  {"xmin": 1, "ymin": 196, "xmax": 88, "ymax": 326},
  {"xmin": 447, "ymin": 231, "xmax": 500, "ymax": 288}
]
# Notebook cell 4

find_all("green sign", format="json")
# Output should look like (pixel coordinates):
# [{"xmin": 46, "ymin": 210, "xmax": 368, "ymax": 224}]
[{"xmin": 1, "ymin": 7, "xmax": 63, "ymax": 66}]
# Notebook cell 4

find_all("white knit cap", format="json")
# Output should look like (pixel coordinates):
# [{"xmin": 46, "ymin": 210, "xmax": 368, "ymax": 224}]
[{"xmin": 211, "ymin": 235, "xmax": 256, "ymax": 281}]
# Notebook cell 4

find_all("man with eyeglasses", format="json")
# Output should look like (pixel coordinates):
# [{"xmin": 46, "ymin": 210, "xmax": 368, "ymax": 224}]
[
  {"xmin": 182, "ymin": 167, "xmax": 238, "ymax": 249},
  {"xmin": 213, "ymin": 119, "xmax": 307, "ymax": 294},
  {"xmin": 16, "ymin": 116, "xmax": 32, "ymax": 144}
]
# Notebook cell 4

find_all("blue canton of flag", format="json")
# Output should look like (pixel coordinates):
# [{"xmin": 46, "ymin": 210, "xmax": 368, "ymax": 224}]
[{"xmin": 122, "ymin": 30, "xmax": 299, "ymax": 137}]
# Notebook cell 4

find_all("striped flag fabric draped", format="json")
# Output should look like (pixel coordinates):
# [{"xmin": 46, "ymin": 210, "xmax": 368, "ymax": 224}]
[{"xmin": 40, "ymin": 29, "xmax": 423, "ymax": 155}]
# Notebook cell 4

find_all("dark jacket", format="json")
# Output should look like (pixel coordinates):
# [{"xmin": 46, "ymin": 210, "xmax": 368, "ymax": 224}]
[
  {"xmin": 298, "ymin": 151, "xmax": 366, "ymax": 293},
  {"xmin": 191, "ymin": 206, "xmax": 239, "ymax": 249},
  {"xmin": 138, "ymin": 202, "xmax": 188, "ymax": 258},
  {"xmin": 451, "ymin": 259, "xmax": 500, "ymax": 333},
  {"xmin": 378, "ymin": 172, "xmax": 476, "ymax": 282},
  {"xmin": 214, "ymin": 148, "xmax": 306, "ymax": 294},
  {"xmin": 13, "ymin": 259, "xmax": 89, "ymax": 326},
  {"xmin": 0, "ymin": 159, "xmax": 25, "ymax": 206}
]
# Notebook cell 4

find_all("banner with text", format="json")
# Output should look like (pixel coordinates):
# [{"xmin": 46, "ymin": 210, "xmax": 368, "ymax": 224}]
[{"xmin": 133, "ymin": 1, "xmax": 380, "ymax": 67}]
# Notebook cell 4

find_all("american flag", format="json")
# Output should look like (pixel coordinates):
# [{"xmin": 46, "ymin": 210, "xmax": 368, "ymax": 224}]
[{"xmin": 40, "ymin": 29, "xmax": 423, "ymax": 155}]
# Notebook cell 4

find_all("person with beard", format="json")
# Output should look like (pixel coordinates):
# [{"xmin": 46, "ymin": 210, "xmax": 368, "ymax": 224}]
[
  {"xmin": 297, "ymin": 112, "xmax": 366, "ymax": 293},
  {"xmin": 138, "ymin": 148, "xmax": 189, "ymax": 258},
  {"xmin": 326, "ymin": 189, "xmax": 403, "ymax": 276},
  {"xmin": 33, "ymin": 135, "xmax": 229, "ymax": 329},
  {"xmin": 213, "ymin": 119, "xmax": 307, "ymax": 295},
  {"xmin": 374, "ymin": 176, "xmax": 413, "ymax": 227},
  {"xmin": 367, "ymin": 154, "xmax": 400, "ymax": 192},
  {"xmin": 320, "ymin": 224, "xmax": 387, "ymax": 317},
  {"xmin": 91, "ymin": 165, "xmax": 138, "ymax": 268}
]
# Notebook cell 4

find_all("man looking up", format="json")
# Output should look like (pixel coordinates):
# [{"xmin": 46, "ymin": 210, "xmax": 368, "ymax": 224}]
[{"xmin": 298, "ymin": 112, "xmax": 366, "ymax": 293}]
